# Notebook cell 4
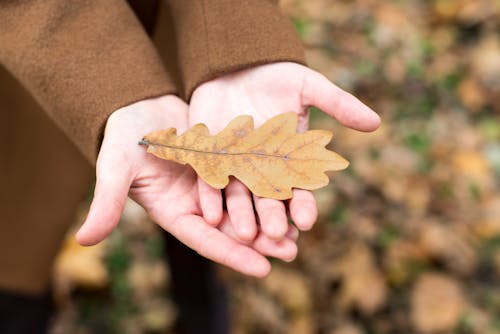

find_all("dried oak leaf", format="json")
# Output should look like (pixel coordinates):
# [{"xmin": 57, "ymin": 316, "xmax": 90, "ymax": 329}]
[{"xmin": 140, "ymin": 112, "xmax": 348, "ymax": 200}]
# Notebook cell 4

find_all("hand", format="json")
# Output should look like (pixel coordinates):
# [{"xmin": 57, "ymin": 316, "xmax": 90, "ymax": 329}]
[
  {"xmin": 75, "ymin": 95, "xmax": 297, "ymax": 277},
  {"xmin": 189, "ymin": 62, "xmax": 381, "ymax": 243}
]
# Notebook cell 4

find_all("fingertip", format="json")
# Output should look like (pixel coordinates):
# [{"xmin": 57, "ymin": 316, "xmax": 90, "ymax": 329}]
[
  {"xmin": 204, "ymin": 208, "xmax": 223, "ymax": 226},
  {"xmin": 75, "ymin": 228, "xmax": 93, "ymax": 246},
  {"xmin": 225, "ymin": 243, "xmax": 271, "ymax": 278},
  {"xmin": 360, "ymin": 106, "xmax": 382, "ymax": 132},
  {"xmin": 294, "ymin": 210, "xmax": 317, "ymax": 231},
  {"xmin": 273, "ymin": 238, "xmax": 298, "ymax": 262},
  {"xmin": 74, "ymin": 188, "xmax": 125, "ymax": 246},
  {"xmin": 78, "ymin": 154, "xmax": 130, "ymax": 246},
  {"xmin": 303, "ymin": 70, "xmax": 382, "ymax": 132},
  {"xmin": 170, "ymin": 214, "xmax": 270, "ymax": 278},
  {"xmin": 218, "ymin": 213, "xmax": 256, "ymax": 244},
  {"xmin": 372, "ymin": 109, "xmax": 382, "ymax": 127},
  {"xmin": 252, "ymin": 258, "xmax": 272, "ymax": 278},
  {"xmin": 339, "ymin": 94, "xmax": 382, "ymax": 132},
  {"xmin": 75, "ymin": 231, "xmax": 99, "ymax": 246},
  {"xmin": 262, "ymin": 224, "xmax": 287, "ymax": 241},
  {"xmin": 256, "ymin": 238, "xmax": 297, "ymax": 263},
  {"xmin": 198, "ymin": 178, "xmax": 223, "ymax": 226},
  {"xmin": 252, "ymin": 231, "xmax": 299, "ymax": 263},
  {"xmin": 226, "ymin": 179, "xmax": 258, "ymax": 241},
  {"xmin": 75, "ymin": 209, "xmax": 118, "ymax": 246},
  {"xmin": 262, "ymin": 222, "xmax": 289, "ymax": 241},
  {"xmin": 283, "ymin": 242, "xmax": 298, "ymax": 262},
  {"xmin": 293, "ymin": 209, "xmax": 316, "ymax": 231},
  {"xmin": 75, "ymin": 226, "xmax": 100, "ymax": 247},
  {"xmin": 235, "ymin": 224, "xmax": 258, "ymax": 243},
  {"xmin": 289, "ymin": 190, "xmax": 318, "ymax": 231},
  {"xmin": 286, "ymin": 225, "xmax": 300, "ymax": 241},
  {"xmin": 255, "ymin": 197, "xmax": 288, "ymax": 241}
]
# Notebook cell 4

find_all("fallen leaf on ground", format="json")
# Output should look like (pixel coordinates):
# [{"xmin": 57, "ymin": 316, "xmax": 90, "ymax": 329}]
[
  {"xmin": 263, "ymin": 267, "xmax": 312, "ymax": 314},
  {"xmin": 141, "ymin": 113, "xmax": 348, "ymax": 199},
  {"xmin": 411, "ymin": 273, "xmax": 468, "ymax": 333},
  {"xmin": 458, "ymin": 77, "xmax": 487, "ymax": 112},
  {"xmin": 329, "ymin": 322, "xmax": 363, "ymax": 334},
  {"xmin": 53, "ymin": 229, "xmax": 108, "ymax": 298},
  {"xmin": 473, "ymin": 195, "xmax": 500, "ymax": 239},
  {"xmin": 418, "ymin": 221, "xmax": 477, "ymax": 275},
  {"xmin": 330, "ymin": 242, "xmax": 388, "ymax": 314}
]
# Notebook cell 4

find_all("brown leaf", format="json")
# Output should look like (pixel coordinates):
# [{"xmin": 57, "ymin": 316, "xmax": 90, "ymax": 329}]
[
  {"xmin": 411, "ymin": 273, "xmax": 468, "ymax": 333},
  {"xmin": 418, "ymin": 221, "xmax": 477, "ymax": 275},
  {"xmin": 140, "ymin": 300, "xmax": 178, "ymax": 332},
  {"xmin": 458, "ymin": 77, "xmax": 487, "ymax": 112},
  {"xmin": 53, "ymin": 230, "xmax": 108, "ymax": 290},
  {"xmin": 470, "ymin": 34, "xmax": 500, "ymax": 89},
  {"xmin": 473, "ymin": 195, "xmax": 500, "ymax": 239},
  {"xmin": 263, "ymin": 267, "xmax": 312, "ymax": 314},
  {"xmin": 141, "ymin": 113, "xmax": 348, "ymax": 200},
  {"xmin": 330, "ymin": 242, "xmax": 388, "ymax": 315},
  {"xmin": 329, "ymin": 323, "xmax": 363, "ymax": 334}
]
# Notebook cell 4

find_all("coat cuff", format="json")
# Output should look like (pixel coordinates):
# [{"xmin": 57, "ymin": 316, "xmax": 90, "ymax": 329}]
[{"xmin": 167, "ymin": 0, "xmax": 305, "ymax": 100}]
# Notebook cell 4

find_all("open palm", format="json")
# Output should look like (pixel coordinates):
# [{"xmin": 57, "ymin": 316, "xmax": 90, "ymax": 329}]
[
  {"xmin": 189, "ymin": 62, "xmax": 381, "ymax": 243},
  {"xmin": 75, "ymin": 95, "xmax": 297, "ymax": 277}
]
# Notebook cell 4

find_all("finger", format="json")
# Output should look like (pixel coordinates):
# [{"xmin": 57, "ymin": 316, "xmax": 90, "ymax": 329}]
[
  {"xmin": 166, "ymin": 214, "xmax": 271, "ymax": 278},
  {"xmin": 253, "ymin": 236, "xmax": 298, "ymax": 262},
  {"xmin": 76, "ymin": 155, "xmax": 132, "ymax": 246},
  {"xmin": 253, "ymin": 195, "xmax": 288, "ymax": 240},
  {"xmin": 286, "ymin": 224, "xmax": 300, "ymax": 241},
  {"xmin": 302, "ymin": 70, "xmax": 381, "ymax": 132},
  {"xmin": 288, "ymin": 189, "xmax": 318, "ymax": 231},
  {"xmin": 226, "ymin": 179, "xmax": 257, "ymax": 242},
  {"xmin": 198, "ymin": 178, "xmax": 223, "ymax": 226},
  {"xmin": 219, "ymin": 215, "xmax": 297, "ymax": 262}
]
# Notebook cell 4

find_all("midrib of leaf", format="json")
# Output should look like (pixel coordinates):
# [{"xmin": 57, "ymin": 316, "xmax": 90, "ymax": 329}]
[
  {"xmin": 140, "ymin": 139, "xmax": 340, "ymax": 163},
  {"xmin": 141, "ymin": 139, "xmax": 285, "ymax": 158},
  {"xmin": 139, "ymin": 139, "xmax": 338, "ymax": 162}
]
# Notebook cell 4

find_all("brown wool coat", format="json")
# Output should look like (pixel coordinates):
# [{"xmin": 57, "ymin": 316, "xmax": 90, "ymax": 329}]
[{"xmin": 0, "ymin": 0, "xmax": 304, "ymax": 294}]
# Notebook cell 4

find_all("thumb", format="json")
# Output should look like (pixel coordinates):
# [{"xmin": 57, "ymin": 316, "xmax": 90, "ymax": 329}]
[
  {"xmin": 76, "ymin": 154, "xmax": 132, "ymax": 246},
  {"xmin": 301, "ymin": 70, "xmax": 381, "ymax": 132}
]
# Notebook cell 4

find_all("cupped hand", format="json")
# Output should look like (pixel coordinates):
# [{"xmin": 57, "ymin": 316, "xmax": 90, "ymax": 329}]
[
  {"xmin": 75, "ymin": 95, "xmax": 298, "ymax": 277},
  {"xmin": 189, "ymin": 62, "xmax": 381, "ymax": 243}
]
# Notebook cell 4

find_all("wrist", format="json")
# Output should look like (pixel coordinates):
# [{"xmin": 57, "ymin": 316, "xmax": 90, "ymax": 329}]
[
  {"xmin": 106, "ymin": 94, "xmax": 188, "ymax": 133},
  {"xmin": 100, "ymin": 95, "xmax": 188, "ymax": 160}
]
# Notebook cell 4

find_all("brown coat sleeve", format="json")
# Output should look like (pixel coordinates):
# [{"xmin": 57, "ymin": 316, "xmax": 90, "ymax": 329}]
[
  {"xmin": 166, "ymin": 0, "xmax": 306, "ymax": 99},
  {"xmin": 0, "ymin": 0, "xmax": 176, "ymax": 162}
]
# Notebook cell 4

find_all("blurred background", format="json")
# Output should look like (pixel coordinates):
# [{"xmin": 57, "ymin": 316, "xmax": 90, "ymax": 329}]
[{"xmin": 51, "ymin": 1, "xmax": 500, "ymax": 333}]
